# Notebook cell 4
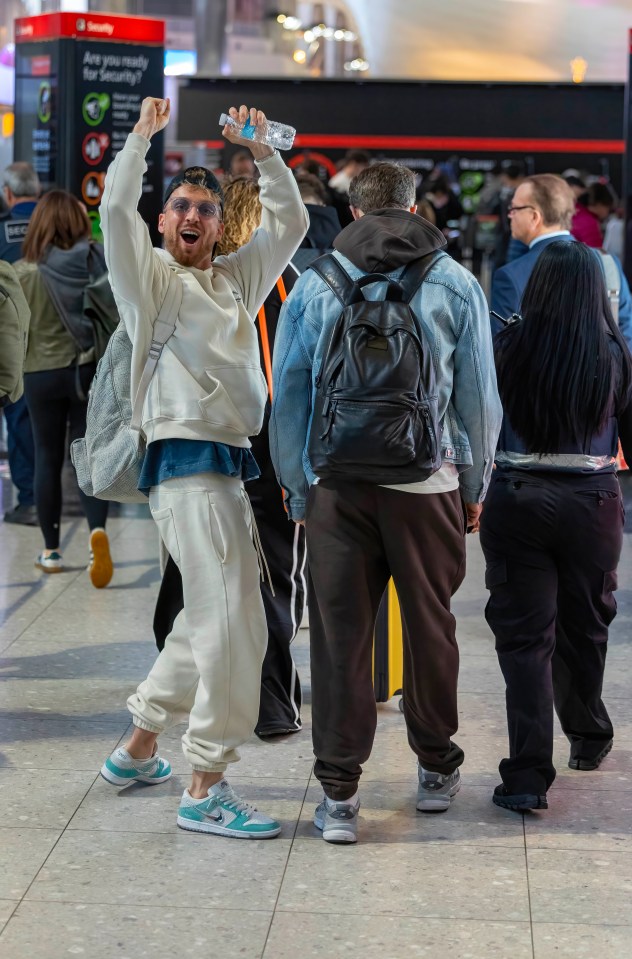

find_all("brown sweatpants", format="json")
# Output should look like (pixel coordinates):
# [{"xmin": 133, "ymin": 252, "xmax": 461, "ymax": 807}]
[{"xmin": 306, "ymin": 479, "xmax": 467, "ymax": 801}]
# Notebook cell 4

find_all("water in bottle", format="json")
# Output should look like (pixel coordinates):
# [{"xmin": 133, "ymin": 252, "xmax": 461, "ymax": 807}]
[{"xmin": 219, "ymin": 113, "xmax": 296, "ymax": 151}]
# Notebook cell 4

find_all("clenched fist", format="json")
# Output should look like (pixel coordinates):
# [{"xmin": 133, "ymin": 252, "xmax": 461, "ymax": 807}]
[{"xmin": 133, "ymin": 97, "xmax": 171, "ymax": 141}]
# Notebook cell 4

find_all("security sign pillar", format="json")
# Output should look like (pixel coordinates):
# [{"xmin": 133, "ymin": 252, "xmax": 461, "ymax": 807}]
[{"xmin": 14, "ymin": 12, "xmax": 165, "ymax": 243}]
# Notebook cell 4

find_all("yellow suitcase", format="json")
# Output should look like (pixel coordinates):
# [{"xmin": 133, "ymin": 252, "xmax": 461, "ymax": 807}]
[{"xmin": 373, "ymin": 580, "xmax": 404, "ymax": 702}]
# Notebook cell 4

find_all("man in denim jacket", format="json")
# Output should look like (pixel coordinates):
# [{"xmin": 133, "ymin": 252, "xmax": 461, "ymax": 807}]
[{"xmin": 270, "ymin": 162, "xmax": 502, "ymax": 844}]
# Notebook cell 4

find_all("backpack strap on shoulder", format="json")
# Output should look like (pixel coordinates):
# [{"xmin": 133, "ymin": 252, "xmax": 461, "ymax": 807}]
[
  {"xmin": 596, "ymin": 249, "xmax": 620, "ymax": 325},
  {"xmin": 309, "ymin": 253, "xmax": 356, "ymax": 306},
  {"xmin": 399, "ymin": 251, "xmax": 444, "ymax": 303},
  {"xmin": 130, "ymin": 270, "xmax": 183, "ymax": 433}
]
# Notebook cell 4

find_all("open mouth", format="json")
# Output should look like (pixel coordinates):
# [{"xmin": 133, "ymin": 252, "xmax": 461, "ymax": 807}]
[{"xmin": 180, "ymin": 230, "xmax": 200, "ymax": 246}]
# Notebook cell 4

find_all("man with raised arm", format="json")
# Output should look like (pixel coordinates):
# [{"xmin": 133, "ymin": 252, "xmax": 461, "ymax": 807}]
[{"xmin": 99, "ymin": 97, "xmax": 308, "ymax": 839}]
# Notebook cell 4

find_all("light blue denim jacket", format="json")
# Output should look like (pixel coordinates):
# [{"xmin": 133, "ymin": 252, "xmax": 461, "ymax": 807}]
[{"xmin": 270, "ymin": 250, "xmax": 502, "ymax": 521}]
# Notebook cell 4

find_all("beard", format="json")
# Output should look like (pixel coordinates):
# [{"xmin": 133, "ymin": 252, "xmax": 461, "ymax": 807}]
[{"xmin": 161, "ymin": 222, "xmax": 214, "ymax": 270}]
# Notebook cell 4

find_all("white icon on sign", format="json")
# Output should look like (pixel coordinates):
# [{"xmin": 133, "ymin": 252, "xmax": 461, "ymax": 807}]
[
  {"xmin": 85, "ymin": 138, "xmax": 100, "ymax": 161},
  {"xmin": 76, "ymin": 18, "xmax": 86, "ymax": 31},
  {"xmin": 85, "ymin": 178, "xmax": 101, "ymax": 199}
]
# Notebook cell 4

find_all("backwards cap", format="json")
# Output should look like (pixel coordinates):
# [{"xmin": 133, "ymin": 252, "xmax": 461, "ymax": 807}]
[{"xmin": 164, "ymin": 166, "xmax": 224, "ymax": 211}]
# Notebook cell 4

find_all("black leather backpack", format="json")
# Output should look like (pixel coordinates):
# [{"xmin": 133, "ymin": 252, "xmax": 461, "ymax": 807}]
[{"xmin": 307, "ymin": 252, "xmax": 443, "ymax": 485}]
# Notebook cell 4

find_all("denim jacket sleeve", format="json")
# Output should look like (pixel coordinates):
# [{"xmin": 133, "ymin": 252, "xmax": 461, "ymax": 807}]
[
  {"xmin": 453, "ymin": 277, "xmax": 503, "ymax": 502},
  {"xmin": 270, "ymin": 276, "xmax": 321, "ymax": 521},
  {"xmin": 613, "ymin": 255, "xmax": 632, "ymax": 353}
]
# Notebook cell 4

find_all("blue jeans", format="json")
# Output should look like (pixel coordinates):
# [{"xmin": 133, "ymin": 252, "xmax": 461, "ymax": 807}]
[{"xmin": 3, "ymin": 395, "xmax": 35, "ymax": 506}]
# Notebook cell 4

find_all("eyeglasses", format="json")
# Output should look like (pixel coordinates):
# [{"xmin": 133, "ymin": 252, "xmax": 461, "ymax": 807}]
[
  {"xmin": 166, "ymin": 198, "xmax": 222, "ymax": 219},
  {"xmin": 507, "ymin": 204, "xmax": 536, "ymax": 215}
]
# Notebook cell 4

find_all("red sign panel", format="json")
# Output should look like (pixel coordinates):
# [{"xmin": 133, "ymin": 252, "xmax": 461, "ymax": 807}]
[
  {"xmin": 15, "ymin": 12, "xmax": 164, "ymax": 45},
  {"xmin": 30, "ymin": 55, "xmax": 51, "ymax": 76}
]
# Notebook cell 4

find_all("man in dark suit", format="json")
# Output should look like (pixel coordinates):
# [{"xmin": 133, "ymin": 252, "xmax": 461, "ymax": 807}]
[{"xmin": 491, "ymin": 174, "xmax": 632, "ymax": 349}]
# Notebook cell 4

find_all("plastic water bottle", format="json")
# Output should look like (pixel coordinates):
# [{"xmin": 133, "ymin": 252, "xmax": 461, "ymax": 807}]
[{"xmin": 219, "ymin": 113, "xmax": 296, "ymax": 151}]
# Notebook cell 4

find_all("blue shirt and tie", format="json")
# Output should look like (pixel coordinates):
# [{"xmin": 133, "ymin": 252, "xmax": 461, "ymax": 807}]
[{"xmin": 490, "ymin": 231, "xmax": 632, "ymax": 349}]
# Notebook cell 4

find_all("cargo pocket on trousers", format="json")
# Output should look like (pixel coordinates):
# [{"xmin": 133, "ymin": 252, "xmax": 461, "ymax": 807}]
[
  {"xmin": 485, "ymin": 560, "xmax": 507, "ymax": 591},
  {"xmin": 150, "ymin": 505, "xmax": 180, "ymax": 566},
  {"xmin": 207, "ymin": 496, "xmax": 228, "ymax": 565}
]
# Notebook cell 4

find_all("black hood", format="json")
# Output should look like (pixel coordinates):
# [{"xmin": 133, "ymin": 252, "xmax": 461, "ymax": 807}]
[
  {"xmin": 333, "ymin": 208, "xmax": 446, "ymax": 273},
  {"xmin": 300, "ymin": 204, "xmax": 341, "ymax": 251},
  {"xmin": 38, "ymin": 241, "xmax": 106, "ymax": 349}
]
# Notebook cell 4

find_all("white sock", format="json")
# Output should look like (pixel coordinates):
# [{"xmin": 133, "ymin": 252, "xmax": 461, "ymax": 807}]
[{"xmin": 328, "ymin": 791, "xmax": 359, "ymax": 806}]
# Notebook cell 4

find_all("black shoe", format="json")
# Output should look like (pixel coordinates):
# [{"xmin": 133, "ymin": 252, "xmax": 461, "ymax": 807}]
[
  {"xmin": 255, "ymin": 725, "xmax": 301, "ymax": 740},
  {"xmin": 492, "ymin": 785, "xmax": 548, "ymax": 811},
  {"xmin": 568, "ymin": 739, "xmax": 613, "ymax": 771},
  {"xmin": 3, "ymin": 504, "xmax": 38, "ymax": 526}
]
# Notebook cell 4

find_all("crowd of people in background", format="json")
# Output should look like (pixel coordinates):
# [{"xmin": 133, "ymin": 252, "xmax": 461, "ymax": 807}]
[
  {"xmin": 285, "ymin": 149, "xmax": 624, "ymax": 277},
  {"xmin": 1, "ymin": 112, "xmax": 630, "ymax": 844}
]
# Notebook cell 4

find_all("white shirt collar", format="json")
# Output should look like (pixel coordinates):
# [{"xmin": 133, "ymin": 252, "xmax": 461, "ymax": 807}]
[{"xmin": 529, "ymin": 230, "xmax": 571, "ymax": 249}]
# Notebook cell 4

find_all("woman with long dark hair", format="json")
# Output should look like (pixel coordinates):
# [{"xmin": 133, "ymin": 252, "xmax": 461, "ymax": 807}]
[
  {"xmin": 16, "ymin": 190, "xmax": 112, "ymax": 586},
  {"xmin": 481, "ymin": 240, "xmax": 632, "ymax": 811}
]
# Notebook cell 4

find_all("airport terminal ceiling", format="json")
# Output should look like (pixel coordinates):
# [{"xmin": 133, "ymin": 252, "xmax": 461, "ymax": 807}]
[
  {"xmin": 2, "ymin": 0, "xmax": 632, "ymax": 82},
  {"xmin": 343, "ymin": 0, "xmax": 632, "ymax": 82}
]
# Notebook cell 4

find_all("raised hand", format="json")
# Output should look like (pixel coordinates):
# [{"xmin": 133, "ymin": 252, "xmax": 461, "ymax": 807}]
[
  {"xmin": 222, "ymin": 105, "xmax": 274, "ymax": 160},
  {"xmin": 134, "ymin": 97, "xmax": 171, "ymax": 141}
]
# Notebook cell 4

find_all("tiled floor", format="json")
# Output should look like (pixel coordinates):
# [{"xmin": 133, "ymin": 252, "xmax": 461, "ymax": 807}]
[{"xmin": 1, "ymin": 471, "xmax": 631, "ymax": 958}]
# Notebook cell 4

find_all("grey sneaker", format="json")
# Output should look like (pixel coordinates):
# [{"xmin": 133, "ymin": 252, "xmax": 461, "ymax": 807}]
[
  {"xmin": 417, "ymin": 766, "xmax": 461, "ymax": 812},
  {"xmin": 314, "ymin": 795, "xmax": 360, "ymax": 843}
]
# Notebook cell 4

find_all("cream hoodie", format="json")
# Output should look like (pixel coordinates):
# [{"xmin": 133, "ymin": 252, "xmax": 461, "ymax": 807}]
[{"xmin": 100, "ymin": 132, "xmax": 308, "ymax": 447}]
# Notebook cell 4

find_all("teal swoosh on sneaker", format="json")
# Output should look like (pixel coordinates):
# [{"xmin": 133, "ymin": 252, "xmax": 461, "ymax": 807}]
[
  {"xmin": 151, "ymin": 759, "xmax": 171, "ymax": 778},
  {"xmin": 104, "ymin": 758, "xmax": 140, "ymax": 779}
]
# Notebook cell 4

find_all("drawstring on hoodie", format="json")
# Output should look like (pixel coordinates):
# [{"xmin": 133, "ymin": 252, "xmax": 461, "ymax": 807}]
[{"xmin": 242, "ymin": 490, "xmax": 275, "ymax": 596}]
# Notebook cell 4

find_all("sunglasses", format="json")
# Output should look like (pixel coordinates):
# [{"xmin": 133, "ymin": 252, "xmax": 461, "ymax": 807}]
[{"xmin": 166, "ymin": 198, "xmax": 222, "ymax": 219}]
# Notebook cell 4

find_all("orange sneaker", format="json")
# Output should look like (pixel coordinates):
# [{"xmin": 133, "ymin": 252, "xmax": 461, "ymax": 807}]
[{"xmin": 88, "ymin": 528, "xmax": 113, "ymax": 588}]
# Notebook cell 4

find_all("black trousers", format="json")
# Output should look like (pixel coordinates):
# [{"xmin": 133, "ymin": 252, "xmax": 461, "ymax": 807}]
[
  {"xmin": 480, "ymin": 469, "xmax": 623, "ymax": 796},
  {"xmin": 306, "ymin": 480, "xmax": 467, "ymax": 801},
  {"xmin": 23, "ymin": 365, "xmax": 109, "ymax": 549},
  {"xmin": 3, "ymin": 395, "xmax": 35, "ymax": 506},
  {"xmin": 153, "ymin": 432, "xmax": 306, "ymax": 734}
]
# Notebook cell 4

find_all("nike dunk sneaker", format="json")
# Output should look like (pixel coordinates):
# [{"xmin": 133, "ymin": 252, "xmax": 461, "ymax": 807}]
[
  {"xmin": 100, "ymin": 746, "xmax": 172, "ymax": 787},
  {"xmin": 177, "ymin": 779, "xmax": 281, "ymax": 839}
]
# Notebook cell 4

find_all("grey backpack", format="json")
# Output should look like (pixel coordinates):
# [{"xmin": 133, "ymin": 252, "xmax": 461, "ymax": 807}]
[
  {"xmin": 71, "ymin": 271, "xmax": 182, "ymax": 503},
  {"xmin": 596, "ymin": 250, "xmax": 620, "ymax": 325}
]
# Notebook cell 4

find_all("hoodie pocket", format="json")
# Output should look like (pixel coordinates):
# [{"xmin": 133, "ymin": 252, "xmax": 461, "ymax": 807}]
[{"xmin": 200, "ymin": 367, "xmax": 268, "ymax": 436}]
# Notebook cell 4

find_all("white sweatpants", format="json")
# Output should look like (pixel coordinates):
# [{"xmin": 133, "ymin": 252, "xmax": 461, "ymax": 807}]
[{"xmin": 127, "ymin": 472, "xmax": 268, "ymax": 772}]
